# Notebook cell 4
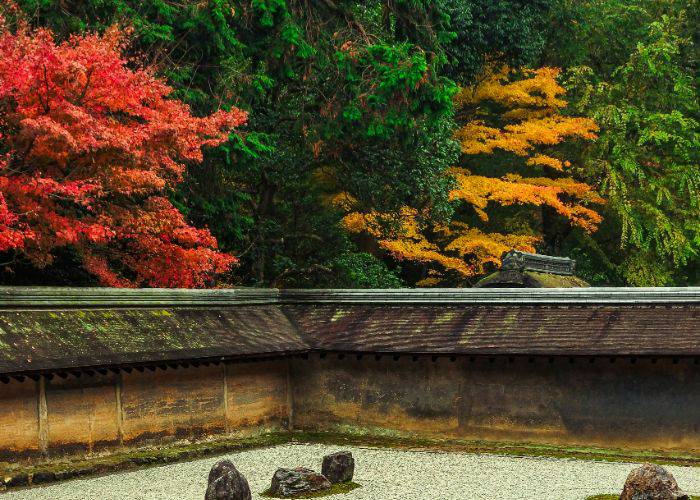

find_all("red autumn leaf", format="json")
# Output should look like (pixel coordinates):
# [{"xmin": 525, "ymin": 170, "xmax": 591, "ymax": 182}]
[{"xmin": 0, "ymin": 23, "xmax": 246, "ymax": 287}]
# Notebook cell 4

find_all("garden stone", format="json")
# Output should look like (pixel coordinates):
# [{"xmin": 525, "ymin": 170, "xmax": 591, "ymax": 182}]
[
  {"xmin": 321, "ymin": 451, "xmax": 355, "ymax": 484},
  {"xmin": 620, "ymin": 463, "xmax": 688, "ymax": 500},
  {"xmin": 205, "ymin": 460, "xmax": 251, "ymax": 500},
  {"xmin": 269, "ymin": 467, "xmax": 331, "ymax": 497},
  {"xmin": 208, "ymin": 460, "xmax": 235, "ymax": 484}
]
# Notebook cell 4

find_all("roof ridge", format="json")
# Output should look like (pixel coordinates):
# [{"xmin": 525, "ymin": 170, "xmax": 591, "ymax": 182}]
[{"xmin": 0, "ymin": 286, "xmax": 699, "ymax": 306}]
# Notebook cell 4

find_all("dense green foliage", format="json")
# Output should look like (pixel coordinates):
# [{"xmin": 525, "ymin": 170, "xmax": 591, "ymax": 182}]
[
  {"xmin": 546, "ymin": 0, "xmax": 699, "ymax": 285},
  {"xmin": 1, "ymin": 0, "xmax": 697, "ymax": 286}
]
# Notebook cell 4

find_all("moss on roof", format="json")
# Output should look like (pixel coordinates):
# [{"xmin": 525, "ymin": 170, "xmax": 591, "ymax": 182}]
[
  {"xmin": 0, "ymin": 306, "xmax": 305, "ymax": 373},
  {"xmin": 525, "ymin": 271, "xmax": 590, "ymax": 287},
  {"xmin": 475, "ymin": 270, "xmax": 589, "ymax": 288}
]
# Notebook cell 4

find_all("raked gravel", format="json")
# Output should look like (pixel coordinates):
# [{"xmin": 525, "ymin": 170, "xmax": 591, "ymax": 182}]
[{"xmin": 3, "ymin": 443, "xmax": 699, "ymax": 500}]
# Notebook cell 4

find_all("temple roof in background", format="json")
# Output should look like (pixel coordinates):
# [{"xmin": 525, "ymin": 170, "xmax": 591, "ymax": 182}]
[{"xmin": 475, "ymin": 250, "xmax": 589, "ymax": 288}]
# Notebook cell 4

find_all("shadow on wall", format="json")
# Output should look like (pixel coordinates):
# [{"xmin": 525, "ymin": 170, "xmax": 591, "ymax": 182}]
[{"xmin": 292, "ymin": 355, "xmax": 700, "ymax": 451}]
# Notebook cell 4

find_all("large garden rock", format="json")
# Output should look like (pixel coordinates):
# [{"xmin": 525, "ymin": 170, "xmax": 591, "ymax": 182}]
[
  {"xmin": 205, "ymin": 459, "xmax": 251, "ymax": 500},
  {"xmin": 321, "ymin": 451, "xmax": 355, "ymax": 484},
  {"xmin": 269, "ymin": 467, "xmax": 331, "ymax": 497},
  {"xmin": 207, "ymin": 460, "xmax": 236, "ymax": 484},
  {"xmin": 620, "ymin": 463, "xmax": 688, "ymax": 500}
]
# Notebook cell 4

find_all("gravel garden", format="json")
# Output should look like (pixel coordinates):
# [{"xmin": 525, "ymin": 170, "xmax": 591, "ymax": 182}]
[{"xmin": 3, "ymin": 443, "xmax": 698, "ymax": 500}]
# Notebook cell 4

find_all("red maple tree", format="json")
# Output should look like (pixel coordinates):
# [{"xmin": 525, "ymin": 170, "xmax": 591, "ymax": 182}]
[{"xmin": 0, "ymin": 22, "xmax": 246, "ymax": 287}]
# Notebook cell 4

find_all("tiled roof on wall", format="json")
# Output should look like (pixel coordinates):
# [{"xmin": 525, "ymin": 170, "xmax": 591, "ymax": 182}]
[
  {"xmin": 0, "ymin": 287, "xmax": 698, "ymax": 375},
  {"xmin": 285, "ymin": 304, "xmax": 698, "ymax": 356},
  {"xmin": 0, "ymin": 305, "xmax": 306, "ymax": 374}
]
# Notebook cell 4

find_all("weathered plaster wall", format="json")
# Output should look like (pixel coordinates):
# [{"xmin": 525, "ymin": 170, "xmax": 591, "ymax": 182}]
[
  {"xmin": 121, "ymin": 365, "xmax": 226, "ymax": 445},
  {"xmin": 0, "ymin": 360, "xmax": 290, "ymax": 460},
  {"xmin": 292, "ymin": 355, "xmax": 462, "ymax": 436},
  {"xmin": 225, "ymin": 361, "xmax": 289, "ymax": 431},
  {"xmin": 45, "ymin": 373, "xmax": 119, "ymax": 455},
  {"xmin": 292, "ymin": 355, "xmax": 700, "ymax": 452},
  {"xmin": 1, "ymin": 354, "xmax": 698, "ymax": 461},
  {"xmin": 0, "ymin": 378, "xmax": 39, "ymax": 459}
]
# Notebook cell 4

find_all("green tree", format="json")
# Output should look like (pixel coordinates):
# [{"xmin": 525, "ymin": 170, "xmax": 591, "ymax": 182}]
[{"xmin": 566, "ymin": 9, "xmax": 699, "ymax": 285}]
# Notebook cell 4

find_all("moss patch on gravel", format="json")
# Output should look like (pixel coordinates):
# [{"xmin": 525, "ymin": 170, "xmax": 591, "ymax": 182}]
[
  {"xmin": 0, "ymin": 431, "xmax": 290, "ymax": 490},
  {"xmin": 261, "ymin": 482, "xmax": 361, "ymax": 498},
  {"xmin": 291, "ymin": 431, "xmax": 700, "ymax": 468}
]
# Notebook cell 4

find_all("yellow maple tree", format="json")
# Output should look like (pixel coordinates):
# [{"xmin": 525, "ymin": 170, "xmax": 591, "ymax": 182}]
[{"xmin": 341, "ymin": 65, "xmax": 603, "ymax": 285}]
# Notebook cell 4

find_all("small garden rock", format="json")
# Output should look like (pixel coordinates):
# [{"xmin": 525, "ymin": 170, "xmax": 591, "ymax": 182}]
[
  {"xmin": 205, "ymin": 460, "xmax": 251, "ymax": 500},
  {"xmin": 620, "ymin": 463, "xmax": 688, "ymax": 500},
  {"xmin": 321, "ymin": 451, "xmax": 355, "ymax": 484},
  {"xmin": 269, "ymin": 467, "xmax": 331, "ymax": 497}
]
